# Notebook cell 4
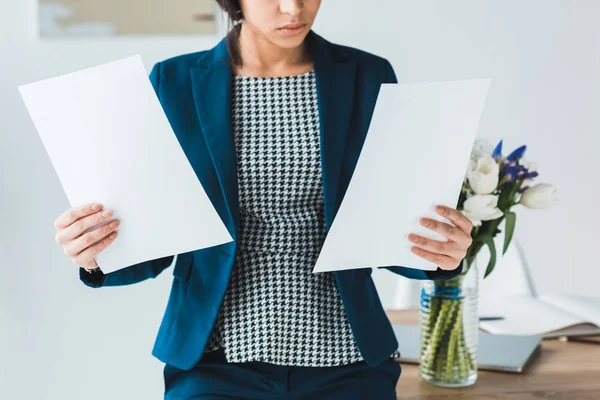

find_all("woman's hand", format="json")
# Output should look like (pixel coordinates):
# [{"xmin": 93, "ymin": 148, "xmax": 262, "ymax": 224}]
[
  {"xmin": 408, "ymin": 205, "xmax": 473, "ymax": 271},
  {"xmin": 54, "ymin": 202, "xmax": 120, "ymax": 271}
]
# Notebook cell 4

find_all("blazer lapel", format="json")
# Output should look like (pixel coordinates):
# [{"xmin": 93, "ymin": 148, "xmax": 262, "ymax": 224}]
[
  {"xmin": 187, "ymin": 31, "xmax": 357, "ymax": 241},
  {"xmin": 189, "ymin": 38, "xmax": 239, "ymax": 241},
  {"xmin": 307, "ymin": 31, "xmax": 357, "ymax": 230}
]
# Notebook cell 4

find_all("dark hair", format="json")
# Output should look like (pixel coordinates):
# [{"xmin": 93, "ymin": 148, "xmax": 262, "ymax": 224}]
[{"xmin": 215, "ymin": 0, "xmax": 244, "ymax": 66}]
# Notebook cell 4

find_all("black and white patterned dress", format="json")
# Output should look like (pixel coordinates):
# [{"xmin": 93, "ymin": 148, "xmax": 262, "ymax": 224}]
[{"xmin": 203, "ymin": 70, "xmax": 401, "ymax": 366}]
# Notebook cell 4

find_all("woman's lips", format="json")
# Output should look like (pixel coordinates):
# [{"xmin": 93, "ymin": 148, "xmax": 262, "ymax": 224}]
[{"xmin": 278, "ymin": 23, "xmax": 307, "ymax": 36}]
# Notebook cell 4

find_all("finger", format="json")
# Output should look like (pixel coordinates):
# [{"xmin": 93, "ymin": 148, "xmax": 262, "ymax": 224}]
[
  {"xmin": 435, "ymin": 205, "xmax": 472, "ymax": 234},
  {"xmin": 80, "ymin": 260, "xmax": 99, "ymax": 271},
  {"xmin": 410, "ymin": 246, "xmax": 459, "ymax": 271},
  {"xmin": 83, "ymin": 259, "xmax": 99, "ymax": 270},
  {"xmin": 54, "ymin": 202, "xmax": 103, "ymax": 231},
  {"xmin": 57, "ymin": 208, "xmax": 115, "ymax": 243},
  {"xmin": 420, "ymin": 217, "xmax": 472, "ymax": 248},
  {"xmin": 408, "ymin": 234, "xmax": 463, "ymax": 259},
  {"xmin": 69, "ymin": 230, "xmax": 119, "ymax": 268},
  {"xmin": 64, "ymin": 219, "xmax": 120, "ymax": 257}
]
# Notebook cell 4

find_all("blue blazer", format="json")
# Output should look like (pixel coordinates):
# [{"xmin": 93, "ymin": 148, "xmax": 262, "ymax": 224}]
[{"xmin": 79, "ymin": 30, "xmax": 462, "ymax": 370}]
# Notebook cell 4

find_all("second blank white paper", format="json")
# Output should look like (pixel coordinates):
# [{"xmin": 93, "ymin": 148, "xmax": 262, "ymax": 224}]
[{"xmin": 313, "ymin": 78, "xmax": 492, "ymax": 273}]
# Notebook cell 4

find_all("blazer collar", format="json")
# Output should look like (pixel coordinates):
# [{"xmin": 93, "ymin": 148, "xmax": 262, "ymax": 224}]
[{"xmin": 189, "ymin": 30, "xmax": 357, "ymax": 241}]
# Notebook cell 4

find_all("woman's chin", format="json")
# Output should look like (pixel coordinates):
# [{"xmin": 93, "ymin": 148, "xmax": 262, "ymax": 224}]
[{"xmin": 271, "ymin": 31, "xmax": 309, "ymax": 48}]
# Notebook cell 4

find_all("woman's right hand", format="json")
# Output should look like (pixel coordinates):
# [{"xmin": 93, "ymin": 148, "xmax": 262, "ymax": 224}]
[{"xmin": 54, "ymin": 203, "xmax": 121, "ymax": 271}]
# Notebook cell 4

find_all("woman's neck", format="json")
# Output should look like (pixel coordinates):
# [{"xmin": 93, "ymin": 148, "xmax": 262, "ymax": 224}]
[{"xmin": 234, "ymin": 24, "xmax": 313, "ymax": 77}]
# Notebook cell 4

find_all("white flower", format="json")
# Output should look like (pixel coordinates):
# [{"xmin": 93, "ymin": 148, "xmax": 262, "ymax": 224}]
[
  {"xmin": 470, "ymin": 138, "xmax": 496, "ymax": 162},
  {"xmin": 461, "ymin": 194, "xmax": 504, "ymax": 226},
  {"xmin": 520, "ymin": 178, "xmax": 534, "ymax": 190},
  {"xmin": 520, "ymin": 183, "xmax": 559, "ymax": 209},
  {"xmin": 467, "ymin": 155, "xmax": 499, "ymax": 195},
  {"xmin": 460, "ymin": 210, "xmax": 482, "ymax": 226}
]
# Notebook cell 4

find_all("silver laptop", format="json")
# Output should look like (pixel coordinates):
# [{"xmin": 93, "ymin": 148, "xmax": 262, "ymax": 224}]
[{"xmin": 392, "ymin": 324, "xmax": 541, "ymax": 373}]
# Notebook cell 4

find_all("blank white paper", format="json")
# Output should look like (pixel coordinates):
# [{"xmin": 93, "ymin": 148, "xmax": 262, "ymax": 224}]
[
  {"xmin": 479, "ymin": 295, "xmax": 586, "ymax": 336},
  {"xmin": 18, "ymin": 55, "xmax": 233, "ymax": 274},
  {"xmin": 313, "ymin": 79, "xmax": 491, "ymax": 273}
]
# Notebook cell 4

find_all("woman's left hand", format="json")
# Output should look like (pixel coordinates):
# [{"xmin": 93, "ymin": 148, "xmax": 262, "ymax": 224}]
[{"xmin": 408, "ymin": 205, "xmax": 473, "ymax": 271}]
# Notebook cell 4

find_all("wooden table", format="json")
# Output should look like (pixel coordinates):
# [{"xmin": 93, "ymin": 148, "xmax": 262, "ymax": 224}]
[{"xmin": 386, "ymin": 309, "xmax": 600, "ymax": 399}]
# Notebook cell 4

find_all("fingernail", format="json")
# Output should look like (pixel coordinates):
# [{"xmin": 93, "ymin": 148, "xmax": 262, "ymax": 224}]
[
  {"xmin": 91, "ymin": 203, "xmax": 102, "ymax": 211},
  {"xmin": 109, "ymin": 220, "xmax": 120, "ymax": 229},
  {"xmin": 436, "ymin": 205, "xmax": 445, "ymax": 213},
  {"xmin": 102, "ymin": 210, "xmax": 113, "ymax": 218},
  {"xmin": 109, "ymin": 232, "xmax": 118, "ymax": 239},
  {"xmin": 409, "ymin": 234, "xmax": 418, "ymax": 243},
  {"xmin": 421, "ymin": 218, "xmax": 430, "ymax": 226}
]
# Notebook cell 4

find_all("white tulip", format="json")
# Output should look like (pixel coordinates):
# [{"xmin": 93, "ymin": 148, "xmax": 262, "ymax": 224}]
[
  {"xmin": 461, "ymin": 194, "xmax": 504, "ymax": 226},
  {"xmin": 460, "ymin": 210, "xmax": 482, "ymax": 227},
  {"xmin": 520, "ymin": 183, "xmax": 559, "ymax": 209},
  {"xmin": 467, "ymin": 155, "xmax": 500, "ymax": 195},
  {"xmin": 520, "ymin": 178, "xmax": 534, "ymax": 190}
]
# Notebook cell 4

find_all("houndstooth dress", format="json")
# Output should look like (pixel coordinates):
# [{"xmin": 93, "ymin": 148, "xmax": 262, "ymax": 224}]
[{"xmin": 203, "ymin": 70, "xmax": 401, "ymax": 366}]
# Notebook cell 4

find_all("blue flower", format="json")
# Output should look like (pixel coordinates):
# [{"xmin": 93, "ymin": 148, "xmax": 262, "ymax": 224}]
[
  {"xmin": 492, "ymin": 140, "xmax": 503, "ymax": 160},
  {"xmin": 507, "ymin": 145, "xmax": 527, "ymax": 162},
  {"xmin": 523, "ymin": 171, "xmax": 539, "ymax": 180},
  {"xmin": 499, "ymin": 164, "xmax": 529, "ymax": 187}
]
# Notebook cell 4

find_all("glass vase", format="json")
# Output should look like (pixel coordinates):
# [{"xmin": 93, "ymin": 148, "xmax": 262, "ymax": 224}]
[{"xmin": 418, "ymin": 258, "xmax": 479, "ymax": 387}]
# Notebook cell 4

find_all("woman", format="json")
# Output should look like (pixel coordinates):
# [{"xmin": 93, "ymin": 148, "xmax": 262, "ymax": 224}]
[{"xmin": 54, "ymin": 1, "xmax": 473, "ymax": 398}]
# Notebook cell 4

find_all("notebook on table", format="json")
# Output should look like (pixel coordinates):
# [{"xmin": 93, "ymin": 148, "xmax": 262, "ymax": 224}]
[
  {"xmin": 479, "ymin": 294, "xmax": 600, "ymax": 338},
  {"xmin": 392, "ymin": 324, "xmax": 541, "ymax": 373}
]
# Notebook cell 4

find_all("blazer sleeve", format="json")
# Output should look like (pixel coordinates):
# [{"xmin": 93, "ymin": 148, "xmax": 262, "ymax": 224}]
[
  {"xmin": 78, "ymin": 62, "xmax": 176, "ymax": 288},
  {"xmin": 79, "ymin": 256, "xmax": 176, "ymax": 288},
  {"xmin": 375, "ymin": 58, "xmax": 464, "ymax": 281}
]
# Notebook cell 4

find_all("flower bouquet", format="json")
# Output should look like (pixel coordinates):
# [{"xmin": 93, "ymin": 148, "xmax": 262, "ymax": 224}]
[{"xmin": 418, "ymin": 138, "xmax": 559, "ymax": 387}]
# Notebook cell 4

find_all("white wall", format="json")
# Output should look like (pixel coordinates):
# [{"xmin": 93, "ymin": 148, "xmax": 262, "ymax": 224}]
[
  {"xmin": 1, "ymin": 1, "xmax": 598, "ymax": 399},
  {"xmin": 328, "ymin": 0, "xmax": 598, "ymax": 308}
]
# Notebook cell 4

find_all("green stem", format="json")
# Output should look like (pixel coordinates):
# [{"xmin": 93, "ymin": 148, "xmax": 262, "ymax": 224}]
[
  {"xmin": 421, "ymin": 300, "xmax": 450, "ymax": 366},
  {"xmin": 428, "ymin": 300, "xmax": 457, "ymax": 375},
  {"xmin": 457, "ymin": 321, "xmax": 466, "ymax": 379},
  {"xmin": 445, "ymin": 301, "xmax": 463, "ymax": 380},
  {"xmin": 420, "ymin": 291, "xmax": 477, "ymax": 382},
  {"xmin": 462, "ymin": 325, "xmax": 475, "ymax": 372},
  {"xmin": 420, "ymin": 262, "xmax": 479, "ymax": 383}
]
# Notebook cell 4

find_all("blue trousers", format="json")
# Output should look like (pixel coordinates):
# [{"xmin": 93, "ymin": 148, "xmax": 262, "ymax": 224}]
[{"xmin": 163, "ymin": 347, "xmax": 401, "ymax": 399}]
